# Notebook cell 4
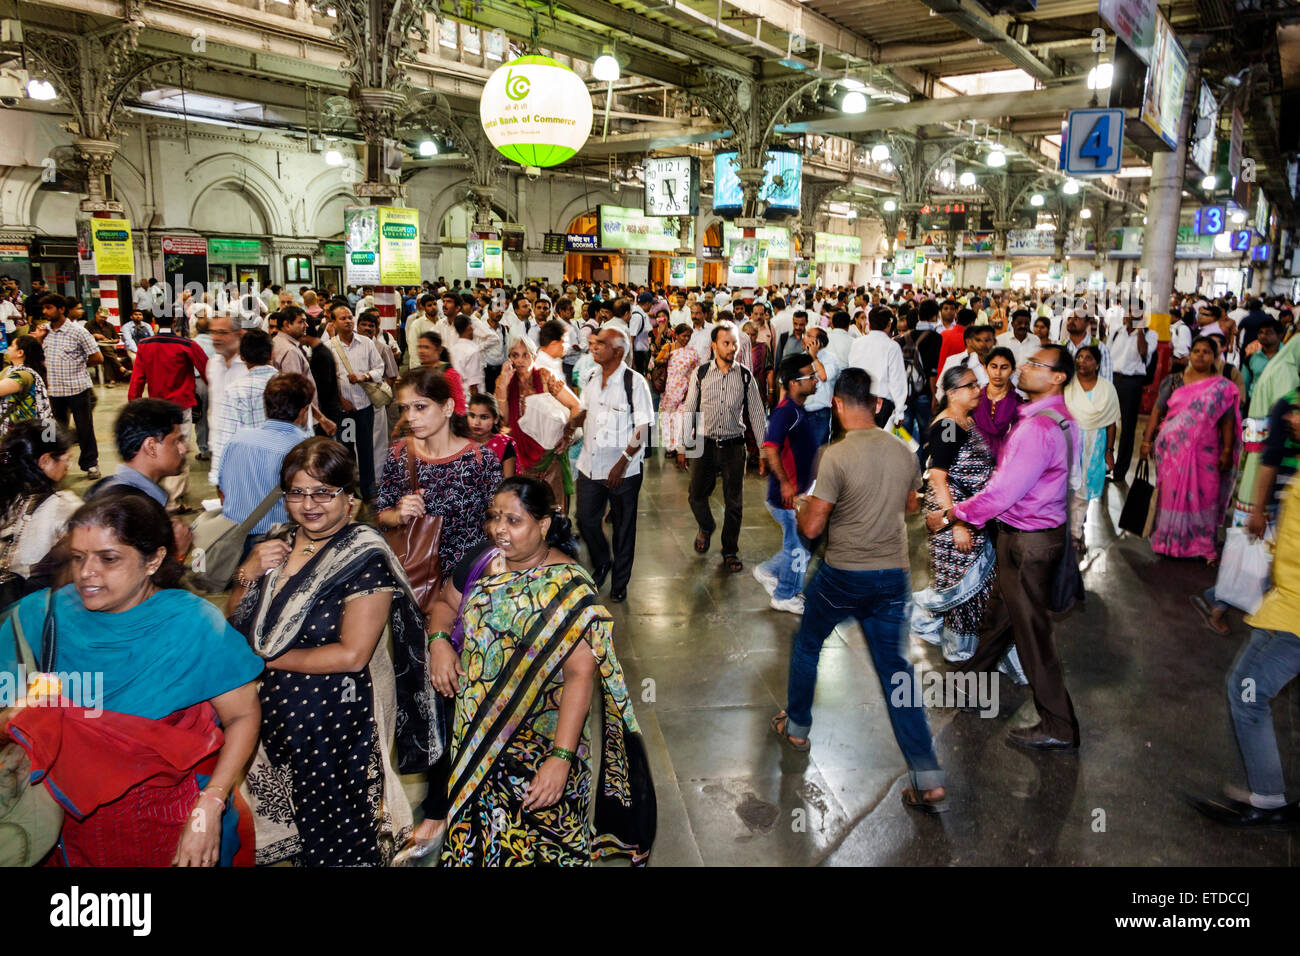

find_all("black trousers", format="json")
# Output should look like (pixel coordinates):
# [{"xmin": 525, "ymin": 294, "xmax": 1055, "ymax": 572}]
[
  {"xmin": 50, "ymin": 388, "xmax": 98, "ymax": 471},
  {"xmin": 634, "ymin": 350, "xmax": 650, "ymax": 375},
  {"xmin": 959, "ymin": 524, "xmax": 1080, "ymax": 744},
  {"xmin": 1112, "ymin": 372, "xmax": 1146, "ymax": 481},
  {"xmin": 576, "ymin": 471, "xmax": 642, "ymax": 592},
  {"xmin": 341, "ymin": 403, "xmax": 376, "ymax": 500},
  {"xmin": 689, "ymin": 437, "xmax": 747, "ymax": 556},
  {"xmin": 485, "ymin": 364, "xmax": 502, "ymax": 394}
]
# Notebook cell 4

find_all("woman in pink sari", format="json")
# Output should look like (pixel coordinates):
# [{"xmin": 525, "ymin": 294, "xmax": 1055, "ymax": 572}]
[{"xmin": 1141, "ymin": 336, "xmax": 1242, "ymax": 562}]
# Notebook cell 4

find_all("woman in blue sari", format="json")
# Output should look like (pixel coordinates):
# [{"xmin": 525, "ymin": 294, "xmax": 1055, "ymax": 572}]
[{"xmin": 1, "ymin": 491, "xmax": 262, "ymax": 866}]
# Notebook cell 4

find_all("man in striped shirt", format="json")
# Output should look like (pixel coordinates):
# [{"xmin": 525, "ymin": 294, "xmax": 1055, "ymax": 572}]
[
  {"xmin": 217, "ymin": 372, "xmax": 314, "ymax": 562},
  {"xmin": 677, "ymin": 324, "xmax": 768, "ymax": 573}
]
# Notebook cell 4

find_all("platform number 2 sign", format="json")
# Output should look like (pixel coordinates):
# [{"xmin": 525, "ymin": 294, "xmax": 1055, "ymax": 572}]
[{"xmin": 1064, "ymin": 109, "xmax": 1125, "ymax": 177}]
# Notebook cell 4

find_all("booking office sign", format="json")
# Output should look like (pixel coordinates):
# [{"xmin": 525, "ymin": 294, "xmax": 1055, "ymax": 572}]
[{"xmin": 480, "ymin": 55, "xmax": 594, "ymax": 168}]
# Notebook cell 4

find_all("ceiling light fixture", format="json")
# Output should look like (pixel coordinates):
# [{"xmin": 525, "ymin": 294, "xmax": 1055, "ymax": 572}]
[
  {"xmin": 418, "ymin": 139, "xmax": 437, "ymax": 157},
  {"xmin": 1030, "ymin": 192, "xmax": 1045, "ymax": 207},
  {"xmin": 1079, "ymin": 207, "xmax": 1092, "ymax": 219},
  {"xmin": 26, "ymin": 79, "xmax": 56, "ymax": 100},
  {"xmin": 883, "ymin": 199, "xmax": 897, "ymax": 212},
  {"xmin": 1087, "ymin": 63, "xmax": 1114, "ymax": 91},
  {"xmin": 986, "ymin": 146, "xmax": 1006, "ymax": 168},
  {"xmin": 959, "ymin": 171, "xmax": 976, "ymax": 187},
  {"xmin": 1230, "ymin": 210, "xmax": 1246, "ymax": 224},
  {"xmin": 1201, "ymin": 173, "xmax": 1216, "ymax": 190},
  {"xmin": 871, "ymin": 143, "xmax": 890, "ymax": 163},
  {"xmin": 1063, "ymin": 178, "xmax": 1079, "ymax": 195},
  {"xmin": 593, "ymin": 45, "xmax": 620, "ymax": 83},
  {"xmin": 324, "ymin": 148, "xmax": 344, "ymax": 166},
  {"xmin": 842, "ymin": 90, "xmax": 867, "ymax": 114}
]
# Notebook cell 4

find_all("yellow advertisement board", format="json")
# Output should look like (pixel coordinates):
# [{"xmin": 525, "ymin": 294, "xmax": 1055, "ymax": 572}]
[
  {"xmin": 378, "ymin": 206, "xmax": 421, "ymax": 285},
  {"xmin": 90, "ymin": 217, "xmax": 135, "ymax": 275}
]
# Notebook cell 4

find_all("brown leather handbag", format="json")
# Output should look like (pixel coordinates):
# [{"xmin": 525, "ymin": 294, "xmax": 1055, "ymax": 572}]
[{"xmin": 383, "ymin": 442, "xmax": 444, "ymax": 616}]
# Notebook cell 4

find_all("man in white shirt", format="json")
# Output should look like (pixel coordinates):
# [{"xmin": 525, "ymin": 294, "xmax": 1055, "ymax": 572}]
[
  {"xmin": 940, "ymin": 324, "xmax": 995, "ymax": 387},
  {"xmin": 1107, "ymin": 310, "xmax": 1157, "ymax": 481},
  {"xmin": 329, "ymin": 303, "xmax": 386, "ymax": 501},
  {"xmin": 534, "ymin": 319, "xmax": 568, "ymax": 381},
  {"xmin": 204, "ymin": 312, "xmax": 248, "ymax": 485},
  {"xmin": 447, "ymin": 314, "xmax": 485, "ymax": 394},
  {"xmin": 846, "ymin": 307, "xmax": 908, "ymax": 427},
  {"xmin": 573, "ymin": 328, "xmax": 654, "ymax": 603},
  {"xmin": 769, "ymin": 296, "xmax": 793, "ymax": 340},
  {"xmin": 826, "ymin": 310, "xmax": 855, "ymax": 366},
  {"xmin": 1061, "ymin": 309, "xmax": 1113, "ymax": 381},
  {"xmin": 995, "ymin": 308, "xmax": 1040, "ymax": 368},
  {"xmin": 669, "ymin": 293, "xmax": 691, "ymax": 328},
  {"xmin": 133, "ymin": 279, "xmax": 153, "ymax": 316},
  {"xmin": 687, "ymin": 301, "xmax": 715, "ymax": 364},
  {"xmin": 405, "ymin": 294, "xmax": 439, "ymax": 369}
]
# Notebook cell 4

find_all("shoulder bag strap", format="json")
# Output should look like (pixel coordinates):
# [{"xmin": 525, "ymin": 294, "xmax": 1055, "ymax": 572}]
[
  {"xmin": 233, "ymin": 484, "xmax": 286, "ymax": 539},
  {"xmin": 39, "ymin": 588, "xmax": 56, "ymax": 673},
  {"xmin": 1035, "ymin": 410, "xmax": 1073, "ymax": 508},
  {"xmin": 10, "ymin": 590, "xmax": 42, "ymax": 675},
  {"xmin": 332, "ymin": 338, "xmax": 357, "ymax": 378},
  {"xmin": 405, "ymin": 440, "xmax": 420, "ymax": 494}
]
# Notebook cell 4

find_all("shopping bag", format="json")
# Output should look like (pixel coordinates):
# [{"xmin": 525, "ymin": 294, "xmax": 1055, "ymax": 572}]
[
  {"xmin": 1118, "ymin": 460, "xmax": 1156, "ymax": 537},
  {"xmin": 1214, "ymin": 527, "xmax": 1273, "ymax": 614},
  {"xmin": 518, "ymin": 391, "xmax": 569, "ymax": 449}
]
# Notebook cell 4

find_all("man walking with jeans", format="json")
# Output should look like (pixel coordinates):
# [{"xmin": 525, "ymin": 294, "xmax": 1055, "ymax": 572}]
[
  {"xmin": 756, "ymin": 353, "xmax": 821, "ymax": 614},
  {"xmin": 930, "ymin": 344, "xmax": 1081, "ymax": 751},
  {"xmin": 771, "ymin": 368, "xmax": 946, "ymax": 812},
  {"xmin": 676, "ymin": 325, "xmax": 767, "ymax": 573},
  {"xmin": 41, "ymin": 293, "xmax": 105, "ymax": 480}
]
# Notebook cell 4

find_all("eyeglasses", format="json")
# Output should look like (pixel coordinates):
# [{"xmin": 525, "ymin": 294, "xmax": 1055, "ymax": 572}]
[
  {"xmin": 949, "ymin": 381, "xmax": 980, "ymax": 391},
  {"xmin": 285, "ymin": 487, "xmax": 347, "ymax": 504},
  {"xmin": 1022, "ymin": 360, "xmax": 1059, "ymax": 371},
  {"xmin": 790, "ymin": 373, "xmax": 818, "ymax": 383}
]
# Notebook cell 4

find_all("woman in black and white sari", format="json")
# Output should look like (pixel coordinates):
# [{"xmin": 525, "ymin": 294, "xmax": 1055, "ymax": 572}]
[{"xmin": 227, "ymin": 437, "xmax": 437, "ymax": 866}]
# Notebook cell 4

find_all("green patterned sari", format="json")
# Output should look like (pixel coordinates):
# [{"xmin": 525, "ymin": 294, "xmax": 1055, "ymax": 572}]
[{"xmin": 441, "ymin": 559, "xmax": 655, "ymax": 866}]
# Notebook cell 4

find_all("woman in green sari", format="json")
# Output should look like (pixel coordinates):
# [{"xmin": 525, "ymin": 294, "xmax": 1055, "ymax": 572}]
[{"xmin": 427, "ymin": 476, "xmax": 655, "ymax": 866}]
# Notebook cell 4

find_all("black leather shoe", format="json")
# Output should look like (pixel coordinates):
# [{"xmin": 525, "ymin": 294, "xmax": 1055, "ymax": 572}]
[
  {"xmin": 610, "ymin": 589, "xmax": 627, "ymax": 603},
  {"xmin": 592, "ymin": 564, "xmax": 611, "ymax": 589},
  {"xmin": 1006, "ymin": 725, "xmax": 1078, "ymax": 752},
  {"xmin": 1189, "ymin": 794, "xmax": 1300, "ymax": 828}
]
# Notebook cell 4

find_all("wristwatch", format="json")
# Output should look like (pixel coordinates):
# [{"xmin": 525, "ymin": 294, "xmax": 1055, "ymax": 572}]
[{"xmin": 939, "ymin": 509, "xmax": 953, "ymax": 528}]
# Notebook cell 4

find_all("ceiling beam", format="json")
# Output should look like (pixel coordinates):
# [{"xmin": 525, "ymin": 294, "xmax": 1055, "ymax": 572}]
[
  {"xmin": 579, "ymin": 123, "xmax": 728, "ymax": 155},
  {"xmin": 912, "ymin": 0, "xmax": 1056, "ymax": 81},
  {"xmin": 779, "ymin": 83, "xmax": 1090, "ymax": 134}
]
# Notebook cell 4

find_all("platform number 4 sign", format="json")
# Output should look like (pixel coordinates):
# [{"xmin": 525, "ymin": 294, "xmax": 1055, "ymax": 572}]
[{"xmin": 1064, "ymin": 109, "xmax": 1125, "ymax": 177}]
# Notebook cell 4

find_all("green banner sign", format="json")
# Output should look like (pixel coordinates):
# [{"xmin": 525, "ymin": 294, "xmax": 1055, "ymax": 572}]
[
  {"xmin": 344, "ymin": 208, "xmax": 380, "ymax": 285},
  {"xmin": 723, "ymin": 223, "xmax": 791, "ymax": 260},
  {"xmin": 597, "ymin": 205, "xmax": 687, "ymax": 252},
  {"xmin": 207, "ymin": 238, "xmax": 262, "ymax": 261},
  {"xmin": 814, "ymin": 232, "xmax": 861, "ymax": 265}
]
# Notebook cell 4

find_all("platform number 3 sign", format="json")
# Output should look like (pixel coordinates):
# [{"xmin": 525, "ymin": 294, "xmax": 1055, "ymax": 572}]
[{"xmin": 1063, "ymin": 109, "xmax": 1125, "ymax": 177}]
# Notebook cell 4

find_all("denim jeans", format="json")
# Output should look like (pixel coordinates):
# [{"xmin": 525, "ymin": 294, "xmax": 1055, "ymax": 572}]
[
  {"xmin": 759, "ymin": 502, "xmax": 809, "ymax": 600},
  {"xmin": 784, "ymin": 562, "xmax": 944, "ymax": 790},
  {"xmin": 804, "ymin": 407, "xmax": 832, "ymax": 447},
  {"xmin": 1203, "ymin": 585, "xmax": 1229, "ymax": 613},
  {"xmin": 1227, "ymin": 628, "xmax": 1300, "ymax": 799},
  {"xmin": 903, "ymin": 392, "xmax": 932, "ymax": 470}
]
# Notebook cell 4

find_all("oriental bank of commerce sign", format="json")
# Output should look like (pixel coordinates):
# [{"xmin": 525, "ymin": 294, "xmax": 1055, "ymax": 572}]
[{"xmin": 480, "ymin": 55, "xmax": 594, "ymax": 168}]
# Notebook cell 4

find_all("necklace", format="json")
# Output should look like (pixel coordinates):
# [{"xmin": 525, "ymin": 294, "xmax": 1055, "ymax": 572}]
[{"xmin": 297, "ymin": 525, "xmax": 340, "ymax": 555}]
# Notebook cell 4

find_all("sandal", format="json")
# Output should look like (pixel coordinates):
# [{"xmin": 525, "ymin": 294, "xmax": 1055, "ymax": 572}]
[
  {"xmin": 1189, "ymin": 594, "xmax": 1230, "ymax": 636},
  {"xmin": 769, "ymin": 712, "xmax": 810, "ymax": 752},
  {"xmin": 901, "ymin": 784, "xmax": 949, "ymax": 815},
  {"xmin": 694, "ymin": 531, "xmax": 711, "ymax": 554},
  {"xmin": 723, "ymin": 554, "xmax": 743, "ymax": 573}
]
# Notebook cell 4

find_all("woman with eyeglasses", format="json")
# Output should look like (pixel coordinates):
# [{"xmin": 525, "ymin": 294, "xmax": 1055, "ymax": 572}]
[
  {"xmin": 227, "ymin": 437, "xmax": 427, "ymax": 865},
  {"xmin": 912, "ymin": 366, "xmax": 1022, "ymax": 681}
]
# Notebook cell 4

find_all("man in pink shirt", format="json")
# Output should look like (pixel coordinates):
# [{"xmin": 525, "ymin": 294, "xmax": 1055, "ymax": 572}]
[{"xmin": 926, "ymin": 343, "xmax": 1082, "ymax": 751}]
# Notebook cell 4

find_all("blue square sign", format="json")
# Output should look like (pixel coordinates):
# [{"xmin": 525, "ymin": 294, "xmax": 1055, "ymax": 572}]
[{"xmin": 1063, "ymin": 109, "xmax": 1125, "ymax": 176}]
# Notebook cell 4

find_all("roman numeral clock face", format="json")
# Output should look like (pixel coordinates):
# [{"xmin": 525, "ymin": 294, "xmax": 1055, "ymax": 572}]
[{"xmin": 645, "ymin": 156, "xmax": 693, "ymax": 216}]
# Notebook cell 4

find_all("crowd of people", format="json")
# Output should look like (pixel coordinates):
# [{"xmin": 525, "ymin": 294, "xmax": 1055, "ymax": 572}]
[{"xmin": 1, "ymin": 269, "xmax": 1299, "ymax": 867}]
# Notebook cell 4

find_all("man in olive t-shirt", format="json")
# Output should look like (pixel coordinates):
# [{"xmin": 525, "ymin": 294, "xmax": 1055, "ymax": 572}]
[{"xmin": 771, "ymin": 367, "xmax": 947, "ymax": 813}]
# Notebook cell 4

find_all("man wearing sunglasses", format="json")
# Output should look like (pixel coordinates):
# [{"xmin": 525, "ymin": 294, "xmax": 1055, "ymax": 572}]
[
  {"xmin": 755, "ymin": 353, "xmax": 822, "ymax": 615},
  {"xmin": 926, "ymin": 345, "xmax": 1082, "ymax": 752}
]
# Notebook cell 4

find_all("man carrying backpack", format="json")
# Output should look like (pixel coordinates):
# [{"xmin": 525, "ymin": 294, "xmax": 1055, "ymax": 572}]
[
  {"xmin": 676, "ymin": 325, "xmax": 768, "ymax": 573},
  {"xmin": 897, "ymin": 299, "xmax": 942, "ymax": 466},
  {"xmin": 630, "ymin": 291, "xmax": 654, "ymax": 376}
]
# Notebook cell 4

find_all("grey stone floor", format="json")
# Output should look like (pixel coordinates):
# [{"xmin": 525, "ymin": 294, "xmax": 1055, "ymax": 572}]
[{"xmin": 68, "ymin": 382, "xmax": 1298, "ymax": 866}]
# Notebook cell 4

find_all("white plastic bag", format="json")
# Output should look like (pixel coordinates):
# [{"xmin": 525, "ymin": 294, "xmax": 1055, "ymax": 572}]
[
  {"xmin": 517, "ymin": 391, "xmax": 569, "ymax": 449},
  {"xmin": 1214, "ymin": 527, "xmax": 1273, "ymax": 614}
]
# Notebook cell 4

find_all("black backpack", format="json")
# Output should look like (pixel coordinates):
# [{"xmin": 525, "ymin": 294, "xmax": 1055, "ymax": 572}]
[{"xmin": 899, "ymin": 330, "xmax": 933, "ymax": 401}]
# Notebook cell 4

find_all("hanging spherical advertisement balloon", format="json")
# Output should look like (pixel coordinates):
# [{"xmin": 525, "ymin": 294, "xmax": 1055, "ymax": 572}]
[{"xmin": 479, "ymin": 55, "xmax": 594, "ymax": 167}]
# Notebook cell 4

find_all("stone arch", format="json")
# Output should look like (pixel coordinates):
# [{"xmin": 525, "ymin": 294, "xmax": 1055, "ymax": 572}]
[
  {"xmin": 185, "ymin": 153, "xmax": 289, "ymax": 235},
  {"xmin": 552, "ymin": 187, "xmax": 618, "ymax": 237},
  {"xmin": 301, "ymin": 168, "xmax": 359, "ymax": 238}
]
